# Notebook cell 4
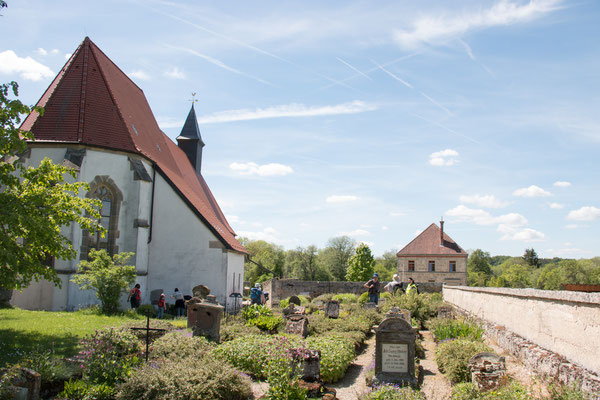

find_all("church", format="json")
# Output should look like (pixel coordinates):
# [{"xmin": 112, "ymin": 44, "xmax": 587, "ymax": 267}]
[{"xmin": 10, "ymin": 37, "xmax": 247, "ymax": 311}]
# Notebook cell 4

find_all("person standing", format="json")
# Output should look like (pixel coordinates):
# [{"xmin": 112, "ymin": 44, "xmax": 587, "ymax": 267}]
[
  {"xmin": 171, "ymin": 288, "xmax": 185, "ymax": 317},
  {"xmin": 157, "ymin": 293, "xmax": 166, "ymax": 319},
  {"xmin": 127, "ymin": 283, "xmax": 141, "ymax": 310},
  {"xmin": 406, "ymin": 278, "xmax": 418, "ymax": 295},
  {"xmin": 384, "ymin": 274, "xmax": 404, "ymax": 295},
  {"xmin": 364, "ymin": 273, "xmax": 381, "ymax": 305},
  {"xmin": 250, "ymin": 283, "xmax": 264, "ymax": 305}
]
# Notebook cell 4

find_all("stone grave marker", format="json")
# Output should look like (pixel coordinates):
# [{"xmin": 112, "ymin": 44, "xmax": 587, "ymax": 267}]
[
  {"xmin": 296, "ymin": 349, "xmax": 321, "ymax": 382},
  {"xmin": 375, "ymin": 313, "xmax": 416, "ymax": 385},
  {"xmin": 10, "ymin": 368, "xmax": 40, "ymax": 400},
  {"xmin": 187, "ymin": 295, "xmax": 223, "ymax": 342},
  {"xmin": 325, "ymin": 300, "xmax": 340, "ymax": 319},
  {"xmin": 437, "ymin": 304, "xmax": 454, "ymax": 319},
  {"xmin": 468, "ymin": 352, "xmax": 507, "ymax": 391},
  {"xmin": 288, "ymin": 295, "xmax": 301, "ymax": 306},
  {"xmin": 364, "ymin": 302, "xmax": 377, "ymax": 310},
  {"xmin": 285, "ymin": 314, "xmax": 309, "ymax": 338},
  {"xmin": 150, "ymin": 289, "xmax": 163, "ymax": 305},
  {"xmin": 192, "ymin": 284, "xmax": 210, "ymax": 299}
]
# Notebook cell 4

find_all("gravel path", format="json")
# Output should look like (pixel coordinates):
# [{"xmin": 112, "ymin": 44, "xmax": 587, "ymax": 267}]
[
  {"xmin": 419, "ymin": 330, "xmax": 453, "ymax": 400},
  {"xmin": 329, "ymin": 334, "xmax": 376, "ymax": 400}
]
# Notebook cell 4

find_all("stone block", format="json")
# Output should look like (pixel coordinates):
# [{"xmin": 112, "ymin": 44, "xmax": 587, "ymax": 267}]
[
  {"xmin": 325, "ymin": 300, "xmax": 340, "ymax": 319},
  {"xmin": 468, "ymin": 352, "xmax": 507, "ymax": 391},
  {"xmin": 285, "ymin": 315, "xmax": 309, "ymax": 338}
]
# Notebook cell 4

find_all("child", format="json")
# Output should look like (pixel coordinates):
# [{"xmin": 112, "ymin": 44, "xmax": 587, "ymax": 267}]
[{"xmin": 157, "ymin": 293, "xmax": 166, "ymax": 319}]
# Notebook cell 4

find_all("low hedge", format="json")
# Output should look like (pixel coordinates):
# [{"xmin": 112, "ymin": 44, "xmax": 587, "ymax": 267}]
[
  {"xmin": 435, "ymin": 339, "xmax": 491, "ymax": 384},
  {"xmin": 150, "ymin": 331, "xmax": 214, "ymax": 360},
  {"xmin": 427, "ymin": 318, "xmax": 484, "ymax": 342}
]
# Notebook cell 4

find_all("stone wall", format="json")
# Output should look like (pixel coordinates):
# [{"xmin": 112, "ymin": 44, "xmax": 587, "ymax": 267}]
[
  {"xmin": 443, "ymin": 285, "xmax": 600, "ymax": 376},
  {"xmin": 263, "ymin": 278, "xmax": 443, "ymax": 307}
]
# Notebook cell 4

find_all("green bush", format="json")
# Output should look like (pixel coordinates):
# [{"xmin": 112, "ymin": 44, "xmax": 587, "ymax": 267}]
[
  {"xmin": 242, "ymin": 304, "xmax": 273, "ymax": 320},
  {"xmin": 331, "ymin": 293, "xmax": 358, "ymax": 303},
  {"xmin": 17, "ymin": 348, "xmax": 74, "ymax": 385},
  {"xmin": 150, "ymin": 330, "xmax": 214, "ymax": 360},
  {"xmin": 358, "ymin": 291, "xmax": 370, "ymax": 305},
  {"xmin": 279, "ymin": 295, "xmax": 309, "ymax": 309},
  {"xmin": 313, "ymin": 293, "xmax": 335, "ymax": 303},
  {"xmin": 79, "ymin": 327, "xmax": 141, "ymax": 386},
  {"xmin": 116, "ymin": 357, "xmax": 252, "ymax": 400},
  {"xmin": 59, "ymin": 379, "xmax": 115, "ymax": 400},
  {"xmin": 120, "ymin": 319, "xmax": 175, "ymax": 343},
  {"xmin": 220, "ymin": 315, "xmax": 263, "ymax": 342},
  {"xmin": 382, "ymin": 292, "xmax": 443, "ymax": 327},
  {"xmin": 548, "ymin": 381, "xmax": 590, "ymax": 400},
  {"xmin": 359, "ymin": 384, "xmax": 426, "ymax": 400},
  {"xmin": 435, "ymin": 339, "xmax": 491, "ymax": 384},
  {"xmin": 428, "ymin": 318, "xmax": 484, "ymax": 342},
  {"xmin": 305, "ymin": 335, "xmax": 355, "ymax": 383},
  {"xmin": 451, "ymin": 381, "xmax": 528, "ymax": 400},
  {"xmin": 381, "ymin": 292, "xmax": 392, "ymax": 300},
  {"xmin": 136, "ymin": 304, "xmax": 155, "ymax": 317},
  {"xmin": 0, "ymin": 366, "xmax": 20, "ymax": 399},
  {"xmin": 308, "ymin": 313, "xmax": 371, "ymax": 337},
  {"xmin": 247, "ymin": 314, "xmax": 283, "ymax": 331}
]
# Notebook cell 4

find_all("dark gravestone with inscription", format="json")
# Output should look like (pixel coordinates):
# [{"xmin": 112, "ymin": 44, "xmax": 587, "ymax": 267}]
[
  {"xmin": 375, "ymin": 314, "xmax": 416, "ymax": 386},
  {"xmin": 325, "ymin": 300, "xmax": 340, "ymax": 319}
]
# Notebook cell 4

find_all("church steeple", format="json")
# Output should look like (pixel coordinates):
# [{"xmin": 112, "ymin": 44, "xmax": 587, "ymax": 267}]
[{"xmin": 176, "ymin": 104, "xmax": 205, "ymax": 175}]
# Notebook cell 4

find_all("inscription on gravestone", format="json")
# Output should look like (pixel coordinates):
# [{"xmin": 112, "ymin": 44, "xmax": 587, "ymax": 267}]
[{"xmin": 382, "ymin": 343, "xmax": 408, "ymax": 373}]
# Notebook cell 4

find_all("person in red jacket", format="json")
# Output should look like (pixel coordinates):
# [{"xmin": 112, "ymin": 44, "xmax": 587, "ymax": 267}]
[
  {"xmin": 157, "ymin": 293, "xmax": 166, "ymax": 319},
  {"xmin": 127, "ymin": 283, "xmax": 141, "ymax": 310}
]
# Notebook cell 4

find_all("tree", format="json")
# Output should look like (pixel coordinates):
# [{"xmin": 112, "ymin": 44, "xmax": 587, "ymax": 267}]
[
  {"xmin": 346, "ymin": 243, "xmax": 375, "ymax": 281},
  {"xmin": 239, "ymin": 238, "xmax": 286, "ymax": 284},
  {"xmin": 523, "ymin": 248, "xmax": 540, "ymax": 267},
  {"xmin": 0, "ymin": 82, "xmax": 102, "ymax": 290},
  {"xmin": 71, "ymin": 249, "xmax": 136, "ymax": 314},
  {"xmin": 467, "ymin": 249, "xmax": 492, "ymax": 287},
  {"xmin": 287, "ymin": 245, "xmax": 329, "ymax": 281},
  {"xmin": 319, "ymin": 236, "xmax": 355, "ymax": 281},
  {"xmin": 374, "ymin": 250, "xmax": 397, "ymax": 281}
]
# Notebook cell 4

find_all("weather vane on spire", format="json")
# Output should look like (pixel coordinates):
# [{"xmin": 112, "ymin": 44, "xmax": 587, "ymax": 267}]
[{"xmin": 189, "ymin": 92, "xmax": 198, "ymax": 105}]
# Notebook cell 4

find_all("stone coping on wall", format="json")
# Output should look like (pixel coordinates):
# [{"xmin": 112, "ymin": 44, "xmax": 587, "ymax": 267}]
[{"xmin": 443, "ymin": 285, "xmax": 600, "ymax": 306}]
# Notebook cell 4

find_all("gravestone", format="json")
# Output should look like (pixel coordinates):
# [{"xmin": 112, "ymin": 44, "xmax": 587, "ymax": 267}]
[
  {"xmin": 12, "ymin": 367, "xmax": 41, "ymax": 400},
  {"xmin": 364, "ymin": 302, "xmax": 377, "ymax": 310},
  {"xmin": 288, "ymin": 295, "xmax": 301, "ymax": 306},
  {"xmin": 285, "ymin": 314, "xmax": 309, "ymax": 338},
  {"xmin": 150, "ymin": 289, "xmax": 163, "ymax": 305},
  {"xmin": 437, "ymin": 304, "xmax": 454, "ymax": 319},
  {"xmin": 192, "ymin": 285, "xmax": 210, "ymax": 299},
  {"xmin": 385, "ymin": 307, "xmax": 410, "ymax": 324},
  {"xmin": 375, "ymin": 313, "xmax": 416, "ymax": 385},
  {"xmin": 468, "ymin": 352, "xmax": 507, "ymax": 391},
  {"xmin": 297, "ymin": 349, "xmax": 321, "ymax": 382},
  {"xmin": 188, "ymin": 300, "xmax": 224, "ymax": 342},
  {"xmin": 325, "ymin": 300, "xmax": 340, "ymax": 319}
]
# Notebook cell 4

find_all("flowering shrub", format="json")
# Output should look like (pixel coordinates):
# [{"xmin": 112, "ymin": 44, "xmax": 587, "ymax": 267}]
[
  {"xmin": 220, "ymin": 314, "xmax": 263, "ymax": 342},
  {"xmin": 359, "ymin": 384, "xmax": 426, "ymax": 400},
  {"xmin": 150, "ymin": 330, "xmax": 214, "ymax": 361},
  {"xmin": 116, "ymin": 355, "xmax": 253, "ymax": 400},
  {"xmin": 435, "ymin": 339, "xmax": 491, "ymax": 384},
  {"xmin": 305, "ymin": 335, "xmax": 355, "ymax": 382},
  {"xmin": 17, "ymin": 347, "xmax": 73, "ymax": 385},
  {"xmin": 79, "ymin": 327, "xmax": 141, "ymax": 385}
]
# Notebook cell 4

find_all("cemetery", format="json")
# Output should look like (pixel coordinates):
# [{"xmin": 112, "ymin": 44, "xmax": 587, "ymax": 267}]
[{"xmin": 1, "ymin": 286, "xmax": 596, "ymax": 400}]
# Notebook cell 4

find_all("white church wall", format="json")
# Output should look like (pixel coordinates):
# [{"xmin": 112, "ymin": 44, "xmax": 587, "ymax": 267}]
[
  {"xmin": 225, "ymin": 251, "xmax": 245, "ymax": 311},
  {"xmin": 147, "ymin": 173, "xmax": 230, "ymax": 305}
]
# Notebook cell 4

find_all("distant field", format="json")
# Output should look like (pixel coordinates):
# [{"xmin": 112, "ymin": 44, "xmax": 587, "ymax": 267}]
[{"xmin": 0, "ymin": 308, "xmax": 146, "ymax": 366}]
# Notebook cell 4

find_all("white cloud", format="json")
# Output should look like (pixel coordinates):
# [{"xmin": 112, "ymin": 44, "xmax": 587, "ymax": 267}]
[
  {"xmin": 237, "ymin": 227, "xmax": 279, "ymax": 242},
  {"xmin": 36, "ymin": 48, "xmax": 47, "ymax": 56},
  {"xmin": 326, "ymin": 195, "xmax": 359, "ymax": 204},
  {"xmin": 429, "ymin": 149, "xmax": 459, "ymax": 166},
  {"xmin": 164, "ymin": 66, "xmax": 186, "ymax": 79},
  {"xmin": 459, "ymin": 194, "xmax": 509, "ymax": 208},
  {"xmin": 156, "ymin": 116, "xmax": 184, "ymax": 129},
  {"xmin": 500, "ymin": 227, "xmax": 546, "ymax": 242},
  {"xmin": 553, "ymin": 181, "xmax": 571, "ymax": 187},
  {"xmin": 546, "ymin": 247, "xmax": 587, "ymax": 257},
  {"xmin": 513, "ymin": 185, "xmax": 552, "ymax": 197},
  {"xmin": 225, "ymin": 215, "xmax": 240, "ymax": 223},
  {"xmin": 381, "ymin": 226, "xmax": 389, "ymax": 231},
  {"xmin": 394, "ymin": 0, "xmax": 563, "ymax": 49},
  {"xmin": 414, "ymin": 229, "xmax": 423, "ymax": 237},
  {"xmin": 129, "ymin": 70, "xmax": 151, "ymax": 81},
  {"xmin": 338, "ymin": 229, "xmax": 371, "ymax": 237},
  {"xmin": 50, "ymin": 49, "xmax": 60, "ymax": 55},
  {"xmin": 548, "ymin": 202, "xmax": 564, "ymax": 209},
  {"xmin": 567, "ymin": 206, "xmax": 600, "ymax": 221},
  {"xmin": 0, "ymin": 50, "xmax": 54, "ymax": 81},
  {"xmin": 446, "ymin": 205, "xmax": 527, "ymax": 227},
  {"xmin": 390, "ymin": 211, "xmax": 406, "ymax": 217},
  {"xmin": 64, "ymin": 53, "xmax": 72, "ymax": 60},
  {"xmin": 229, "ymin": 162, "xmax": 293, "ymax": 177},
  {"xmin": 565, "ymin": 224, "xmax": 578, "ymax": 229},
  {"xmin": 197, "ymin": 101, "xmax": 377, "ymax": 124}
]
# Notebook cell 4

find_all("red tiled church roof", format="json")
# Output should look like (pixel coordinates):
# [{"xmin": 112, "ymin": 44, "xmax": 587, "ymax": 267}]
[
  {"xmin": 397, "ymin": 223, "xmax": 467, "ymax": 256},
  {"xmin": 21, "ymin": 37, "xmax": 246, "ymax": 254}
]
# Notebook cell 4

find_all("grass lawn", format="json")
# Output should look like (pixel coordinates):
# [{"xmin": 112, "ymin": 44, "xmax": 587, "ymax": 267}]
[{"xmin": 0, "ymin": 307, "xmax": 148, "ymax": 366}]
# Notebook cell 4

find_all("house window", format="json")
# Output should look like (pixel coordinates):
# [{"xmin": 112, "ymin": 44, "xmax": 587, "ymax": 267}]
[
  {"xmin": 428, "ymin": 260, "xmax": 435, "ymax": 272},
  {"xmin": 449, "ymin": 261, "xmax": 456, "ymax": 272},
  {"xmin": 408, "ymin": 260, "xmax": 415, "ymax": 272}
]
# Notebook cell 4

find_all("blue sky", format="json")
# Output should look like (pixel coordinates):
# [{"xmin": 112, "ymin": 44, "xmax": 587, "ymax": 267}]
[{"xmin": 2, "ymin": 0, "xmax": 599, "ymax": 258}]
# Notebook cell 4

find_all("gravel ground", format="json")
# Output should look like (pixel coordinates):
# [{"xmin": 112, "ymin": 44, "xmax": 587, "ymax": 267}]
[{"xmin": 419, "ymin": 330, "xmax": 453, "ymax": 400}]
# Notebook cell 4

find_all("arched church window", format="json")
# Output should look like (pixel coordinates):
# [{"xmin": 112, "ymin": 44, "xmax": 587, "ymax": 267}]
[{"xmin": 80, "ymin": 176, "xmax": 122, "ymax": 259}]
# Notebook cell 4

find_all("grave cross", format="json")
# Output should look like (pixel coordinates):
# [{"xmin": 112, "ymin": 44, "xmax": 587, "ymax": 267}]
[{"xmin": 130, "ymin": 311, "xmax": 166, "ymax": 362}]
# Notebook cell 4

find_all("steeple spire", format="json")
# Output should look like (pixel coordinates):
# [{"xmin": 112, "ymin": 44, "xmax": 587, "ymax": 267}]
[{"xmin": 176, "ymin": 103, "xmax": 205, "ymax": 174}]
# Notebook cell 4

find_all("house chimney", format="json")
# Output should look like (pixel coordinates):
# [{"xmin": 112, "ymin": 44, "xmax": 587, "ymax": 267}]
[{"xmin": 440, "ymin": 218, "xmax": 444, "ymax": 247}]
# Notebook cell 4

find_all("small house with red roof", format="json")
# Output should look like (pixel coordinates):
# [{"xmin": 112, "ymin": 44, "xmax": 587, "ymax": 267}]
[
  {"xmin": 11, "ymin": 38, "xmax": 247, "ymax": 311},
  {"xmin": 396, "ymin": 221, "xmax": 467, "ymax": 285}
]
